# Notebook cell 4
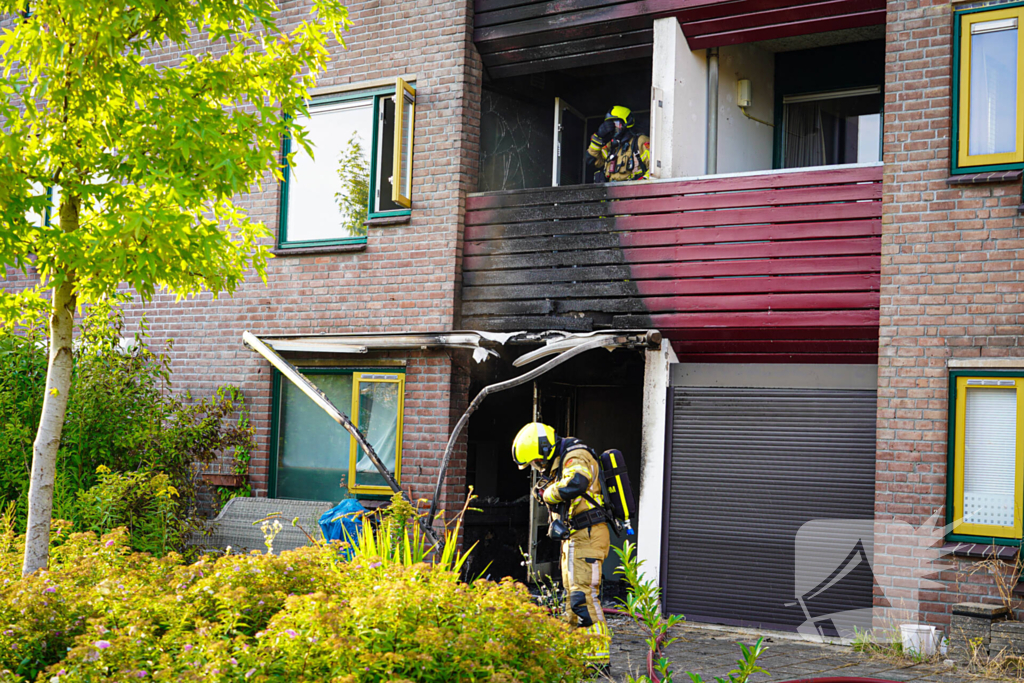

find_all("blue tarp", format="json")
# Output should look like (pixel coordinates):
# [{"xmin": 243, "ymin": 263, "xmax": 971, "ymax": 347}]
[{"xmin": 318, "ymin": 498, "xmax": 365, "ymax": 544}]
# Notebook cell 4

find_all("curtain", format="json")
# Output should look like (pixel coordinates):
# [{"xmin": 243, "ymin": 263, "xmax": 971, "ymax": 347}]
[{"xmin": 783, "ymin": 102, "xmax": 826, "ymax": 168}]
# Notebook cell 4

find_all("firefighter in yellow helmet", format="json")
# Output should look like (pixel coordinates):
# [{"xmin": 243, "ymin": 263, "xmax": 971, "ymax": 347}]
[
  {"xmin": 586, "ymin": 105, "xmax": 650, "ymax": 183},
  {"xmin": 512, "ymin": 422, "xmax": 611, "ymax": 671}
]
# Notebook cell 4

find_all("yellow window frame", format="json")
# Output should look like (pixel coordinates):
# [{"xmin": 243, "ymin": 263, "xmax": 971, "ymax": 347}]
[
  {"xmin": 957, "ymin": 6, "xmax": 1024, "ymax": 169},
  {"xmin": 348, "ymin": 371, "xmax": 406, "ymax": 495},
  {"xmin": 952, "ymin": 375, "xmax": 1024, "ymax": 539},
  {"xmin": 391, "ymin": 77, "xmax": 416, "ymax": 209}
]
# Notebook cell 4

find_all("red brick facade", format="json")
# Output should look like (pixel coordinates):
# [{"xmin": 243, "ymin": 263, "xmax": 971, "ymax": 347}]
[
  {"xmin": 81, "ymin": 0, "xmax": 482, "ymax": 508},
  {"xmin": 876, "ymin": 0, "xmax": 1024, "ymax": 626}
]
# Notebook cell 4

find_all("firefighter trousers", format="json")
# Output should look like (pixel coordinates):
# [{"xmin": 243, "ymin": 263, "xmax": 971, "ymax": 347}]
[{"xmin": 560, "ymin": 522, "xmax": 611, "ymax": 665}]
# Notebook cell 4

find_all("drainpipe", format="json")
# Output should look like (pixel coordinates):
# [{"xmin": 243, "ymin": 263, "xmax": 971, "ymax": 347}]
[{"xmin": 706, "ymin": 47, "xmax": 719, "ymax": 175}]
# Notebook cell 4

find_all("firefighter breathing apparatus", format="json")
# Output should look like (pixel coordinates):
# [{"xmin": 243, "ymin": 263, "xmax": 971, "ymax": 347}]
[{"xmin": 513, "ymin": 423, "xmax": 637, "ymax": 538}]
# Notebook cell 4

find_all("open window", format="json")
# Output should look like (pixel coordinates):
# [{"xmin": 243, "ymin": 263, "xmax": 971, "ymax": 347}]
[
  {"xmin": 271, "ymin": 367, "xmax": 405, "ymax": 500},
  {"xmin": 278, "ymin": 78, "xmax": 416, "ymax": 249},
  {"xmin": 953, "ymin": 5, "xmax": 1024, "ymax": 173},
  {"xmin": 948, "ymin": 371, "xmax": 1024, "ymax": 542},
  {"xmin": 348, "ymin": 371, "xmax": 405, "ymax": 494}
]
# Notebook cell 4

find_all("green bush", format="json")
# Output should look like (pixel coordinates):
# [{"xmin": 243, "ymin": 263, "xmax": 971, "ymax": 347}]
[
  {"xmin": 0, "ymin": 297, "xmax": 254, "ymax": 551},
  {"xmin": 0, "ymin": 510, "xmax": 590, "ymax": 683},
  {"xmin": 75, "ymin": 468, "xmax": 184, "ymax": 556}
]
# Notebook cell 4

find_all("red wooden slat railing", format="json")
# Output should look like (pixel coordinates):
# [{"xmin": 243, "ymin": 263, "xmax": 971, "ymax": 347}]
[{"xmin": 461, "ymin": 164, "xmax": 883, "ymax": 363}]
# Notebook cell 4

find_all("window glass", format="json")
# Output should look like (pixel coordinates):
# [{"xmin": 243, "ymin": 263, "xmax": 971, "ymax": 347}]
[
  {"xmin": 353, "ymin": 378, "xmax": 402, "ymax": 490},
  {"xmin": 276, "ymin": 373, "xmax": 353, "ymax": 501},
  {"xmin": 963, "ymin": 387, "xmax": 1018, "ymax": 527},
  {"xmin": 286, "ymin": 100, "xmax": 373, "ymax": 243},
  {"xmin": 399, "ymin": 93, "xmax": 414, "ymax": 199},
  {"xmin": 969, "ymin": 20, "xmax": 1018, "ymax": 156},
  {"xmin": 782, "ymin": 91, "xmax": 883, "ymax": 168},
  {"xmin": 374, "ymin": 97, "xmax": 402, "ymax": 214}
]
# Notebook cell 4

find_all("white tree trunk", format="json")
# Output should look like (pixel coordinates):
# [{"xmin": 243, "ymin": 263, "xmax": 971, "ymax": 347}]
[{"xmin": 22, "ymin": 199, "xmax": 78, "ymax": 576}]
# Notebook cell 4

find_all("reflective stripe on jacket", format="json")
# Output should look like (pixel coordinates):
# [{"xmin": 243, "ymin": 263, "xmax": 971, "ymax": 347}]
[{"xmin": 542, "ymin": 444, "xmax": 604, "ymax": 518}]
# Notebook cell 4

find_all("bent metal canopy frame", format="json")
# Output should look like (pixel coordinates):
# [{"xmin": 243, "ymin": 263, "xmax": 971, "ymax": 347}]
[{"xmin": 242, "ymin": 329, "xmax": 661, "ymax": 539}]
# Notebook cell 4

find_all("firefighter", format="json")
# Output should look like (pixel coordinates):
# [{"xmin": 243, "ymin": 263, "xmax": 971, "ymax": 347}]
[
  {"xmin": 585, "ymin": 105, "xmax": 650, "ymax": 183},
  {"xmin": 512, "ymin": 422, "xmax": 611, "ymax": 671}
]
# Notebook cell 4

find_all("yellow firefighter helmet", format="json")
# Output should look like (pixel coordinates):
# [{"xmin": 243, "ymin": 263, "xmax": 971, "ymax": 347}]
[
  {"xmin": 512, "ymin": 422, "xmax": 557, "ymax": 470},
  {"xmin": 605, "ymin": 105, "xmax": 635, "ymax": 129}
]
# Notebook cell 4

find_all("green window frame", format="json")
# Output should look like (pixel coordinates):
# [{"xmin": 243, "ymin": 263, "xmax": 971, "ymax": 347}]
[
  {"xmin": 951, "ymin": 2, "xmax": 1024, "ymax": 174},
  {"xmin": 269, "ymin": 366, "xmax": 406, "ymax": 501},
  {"xmin": 277, "ymin": 80, "xmax": 415, "ymax": 250},
  {"xmin": 946, "ymin": 369, "xmax": 1024, "ymax": 545}
]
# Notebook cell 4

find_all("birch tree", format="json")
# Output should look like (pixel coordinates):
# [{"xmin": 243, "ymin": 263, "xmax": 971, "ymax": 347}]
[{"xmin": 0, "ymin": 0, "xmax": 349, "ymax": 575}]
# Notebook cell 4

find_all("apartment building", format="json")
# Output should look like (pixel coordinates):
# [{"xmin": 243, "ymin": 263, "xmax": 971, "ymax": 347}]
[{"xmin": 6, "ymin": 0, "xmax": 1022, "ymax": 638}]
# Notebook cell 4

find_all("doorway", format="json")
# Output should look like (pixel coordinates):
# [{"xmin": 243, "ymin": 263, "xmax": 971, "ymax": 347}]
[{"xmin": 462, "ymin": 344, "xmax": 644, "ymax": 584}]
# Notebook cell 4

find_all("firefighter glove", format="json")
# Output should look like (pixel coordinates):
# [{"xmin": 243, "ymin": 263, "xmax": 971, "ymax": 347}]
[
  {"xmin": 596, "ymin": 120, "xmax": 617, "ymax": 142},
  {"xmin": 533, "ymin": 483, "xmax": 548, "ymax": 503}
]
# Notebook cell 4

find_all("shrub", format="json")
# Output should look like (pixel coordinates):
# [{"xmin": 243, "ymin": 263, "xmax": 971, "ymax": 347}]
[
  {"xmin": 75, "ymin": 468, "xmax": 184, "ymax": 557},
  {"xmin": 0, "ymin": 297, "xmax": 254, "ymax": 552},
  {"xmin": 0, "ymin": 510, "xmax": 590, "ymax": 682}
]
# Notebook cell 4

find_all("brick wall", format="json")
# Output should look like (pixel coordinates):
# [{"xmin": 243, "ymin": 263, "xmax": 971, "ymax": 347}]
[
  {"xmin": 3, "ymin": 0, "xmax": 483, "ymax": 510},
  {"xmin": 876, "ymin": 0, "xmax": 1024, "ymax": 627}
]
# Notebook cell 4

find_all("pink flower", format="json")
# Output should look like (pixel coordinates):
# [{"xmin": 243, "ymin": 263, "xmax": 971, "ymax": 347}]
[
  {"xmin": 284, "ymin": 629, "xmax": 297, "ymax": 639},
  {"xmin": 94, "ymin": 640, "xmax": 111, "ymax": 649},
  {"xmin": 104, "ymin": 540, "xmax": 114, "ymax": 548},
  {"xmin": 245, "ymin": 669, "xmax": 256, "ymax": 679},
  {"xmin": 183, "ymin": 644, "xmax": 192, "ymax": 652},
  {"xmin": 43, "ymin": 586, "xmax": 56, "ymax": 593}
]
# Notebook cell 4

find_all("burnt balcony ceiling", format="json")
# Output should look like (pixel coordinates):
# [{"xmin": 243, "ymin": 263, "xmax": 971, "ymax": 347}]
[{"xmin": 475, "ymin": 0, "xmax": 886, "ymax": 79}]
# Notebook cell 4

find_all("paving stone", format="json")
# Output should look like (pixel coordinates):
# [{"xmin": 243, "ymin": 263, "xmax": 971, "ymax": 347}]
[
  {"xmin": 949, "ymin": 612, "xmax": 1002, "ymax": 662},
  {"xmin": 952, "ymin": 602, "xmax": 1010, "ymax": 618},
  {"xmin": 989, "ymin": 620, "xmax": 1024, "ymax": 656},
  {"xmin": 611, "ymin": 624, "xmax": 979, "ymax": 681}
]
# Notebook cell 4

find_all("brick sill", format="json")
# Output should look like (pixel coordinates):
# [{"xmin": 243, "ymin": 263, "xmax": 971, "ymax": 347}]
[
  {"xmin": 946, "ymin": 170, "xmax": 1023, "ymax": 186},
  {"xmin": 943, "ymin": 541, "xmax": 1019, "ymax": 560},
  {"xmin": 364, "ymin": 214, "xmax": 411, "ymax": 228},
  {"xmin": 272, "ymin": 243, "xmax": 367, "ymax": 257}
]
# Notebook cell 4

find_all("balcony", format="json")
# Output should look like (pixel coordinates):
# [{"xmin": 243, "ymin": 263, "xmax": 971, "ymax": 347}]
[{"xmin": 461, "ymin": 163, "xmax": 882, "ymax": 363}]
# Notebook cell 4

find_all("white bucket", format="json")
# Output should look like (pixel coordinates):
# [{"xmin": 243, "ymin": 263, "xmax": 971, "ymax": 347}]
[{"xmin": 900, "ymin": 623, "xmax": 937, "ymax": 656}]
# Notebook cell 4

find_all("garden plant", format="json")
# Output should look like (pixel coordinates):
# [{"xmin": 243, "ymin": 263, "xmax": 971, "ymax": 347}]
[
  {"xmin": 0, "ymin": 497, "xmax": 591, "ymax": 682},
  {"xmin": 0, "ymin": 299, "xmax": 254, "ymax": 555},
  {"xmin": 614, "ymin": 541, "xmax": 767, "ymax": 683}
]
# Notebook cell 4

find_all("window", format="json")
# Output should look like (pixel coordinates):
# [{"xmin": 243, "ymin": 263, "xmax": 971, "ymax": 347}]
[
  {"xmin": 271, "ymin": 367, "xmax": 405, "ymax": 500},
  {"xmin": 781, "ymin": 87, "xmax": 882, "ymax": 169},
  {"xmin": 278, "ymin": 78, "xmax": 415, "ymax": 249},
  {"xmin": 954, "ymin": 4, "xmax": 1024, "ymax": 172},
  {"xmin": 948, "ymin": 372, "xmax": 1024, "ymax": 542}
]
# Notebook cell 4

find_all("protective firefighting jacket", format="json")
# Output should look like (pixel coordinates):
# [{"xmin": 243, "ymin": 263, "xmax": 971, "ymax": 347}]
[
  {"xmin": 587, "ymin": 132, "xmax": 650, "ymax": 182},
  {"xmin": 542, "ymin": 439, "xmax": 605, "ymax": 533}
]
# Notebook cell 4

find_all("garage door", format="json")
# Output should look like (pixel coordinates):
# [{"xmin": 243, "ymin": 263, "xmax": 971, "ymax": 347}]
[{"xmin": 663, "ymin": 364, "xmax": 877, "ymax": 635}]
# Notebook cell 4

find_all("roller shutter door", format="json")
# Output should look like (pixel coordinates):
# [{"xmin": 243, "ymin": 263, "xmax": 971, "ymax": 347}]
[{"xmin": 663, "ymin": 386, "xmax": 876, "ymax": 634}]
